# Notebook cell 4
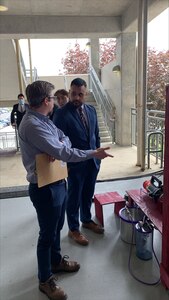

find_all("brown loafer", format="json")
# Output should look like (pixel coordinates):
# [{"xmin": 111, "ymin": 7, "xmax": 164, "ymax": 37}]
[
  {"xmin": 82, "ymin": 221, "xmax": 104, "ymax": 234},
  {"xmin": 52, "ymin": 255, "xmax": 80, "ymax": 273},
  {"xmin": 68, "ymin": 230, "xmax": 89, "ymax": 246}
]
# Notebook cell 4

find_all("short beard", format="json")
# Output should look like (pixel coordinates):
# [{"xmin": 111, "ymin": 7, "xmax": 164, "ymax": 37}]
[{"xmin": 71, "ymin": 100, "xmax": 82, "ymax": 107}]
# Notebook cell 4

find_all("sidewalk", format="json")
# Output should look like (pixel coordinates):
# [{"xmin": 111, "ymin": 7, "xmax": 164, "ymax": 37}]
[{"xmin": 0, "ymin": 143, "xmax": 163, "ymax": 189}]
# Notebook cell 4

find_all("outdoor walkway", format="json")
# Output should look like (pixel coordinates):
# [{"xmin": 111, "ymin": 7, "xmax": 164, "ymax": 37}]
[{"xmin": 0, "ymin": 143, "xmax": 163, "ymax": 189}]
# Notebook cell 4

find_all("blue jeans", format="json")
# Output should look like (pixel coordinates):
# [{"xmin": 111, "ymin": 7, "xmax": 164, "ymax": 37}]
[{"xmin": 29, "ymin": 180, "xmax": 66, "ymax": 282}]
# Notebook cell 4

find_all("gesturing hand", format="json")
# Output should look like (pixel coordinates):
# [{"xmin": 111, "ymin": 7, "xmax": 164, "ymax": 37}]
[
  {"xmin": 93, "ymin": 147, "xmax": 114, "ymax": 159},
  {"xmin": 48, "ymin": 155, "xmax": 55, "ymax": 162}
]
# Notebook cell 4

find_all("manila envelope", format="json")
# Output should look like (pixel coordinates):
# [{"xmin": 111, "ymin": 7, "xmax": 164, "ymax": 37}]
[{"xmin": 36, "ymin": 153, "xmax": 68, "ymax": 188}]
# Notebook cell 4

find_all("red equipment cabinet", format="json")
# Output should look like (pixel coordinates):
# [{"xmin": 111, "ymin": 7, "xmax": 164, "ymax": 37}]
[
  {"xmin": 126, "ymin": 85, "xmax": 169, "ymax": 289},
  {"xmin": 160, "ymin": 84, "xmax": 169, "ymax": 289}
]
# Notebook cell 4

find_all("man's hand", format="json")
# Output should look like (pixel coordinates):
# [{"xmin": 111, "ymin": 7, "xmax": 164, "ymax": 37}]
[
  {"xmin": 48, "ymin": 155, "xmax": 55, "ymax": 162},
  {"xmin": 92, "ymin": 147, "xmax": 114, "ymax": 159}
]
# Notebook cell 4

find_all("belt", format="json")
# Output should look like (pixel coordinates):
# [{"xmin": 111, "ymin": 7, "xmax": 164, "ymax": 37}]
[
  {"xmin": 30, "ymin": 179, "xmax": 65, "ymax": 187},
  {"xmin": 53, "ymin": 179, "xmax": 65, "ymax": 185}
]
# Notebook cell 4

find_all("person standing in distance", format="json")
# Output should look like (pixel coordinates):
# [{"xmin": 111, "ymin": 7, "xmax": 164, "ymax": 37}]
[
  {"xmin": 54, "ymin": 78, "xmax": 108, "ymax": 246},
  {"xmin": 19, "ymin": 80, "xmax": 113, "ymax": 300},
  {"xmin": 11, "ymin": 93, "xmax": 29, "ymax": 129}
]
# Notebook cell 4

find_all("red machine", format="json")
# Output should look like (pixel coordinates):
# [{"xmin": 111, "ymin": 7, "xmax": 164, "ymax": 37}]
[
  {"xmin": 160, "ymin": 85, "xmax": 169, "ymax": 289},
  {"xmin": 143, "ymin": 175, "xmax": 163, "ymax": 201}
]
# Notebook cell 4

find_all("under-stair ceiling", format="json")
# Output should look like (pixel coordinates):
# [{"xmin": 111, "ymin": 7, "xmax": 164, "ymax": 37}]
[
  {"xmin": 0, "ymin": 0, "xmax": 167, "ymax": 17},
  {"xmin": 0, "ymin": 0, "xmax": 135, "ymax": 16},
  {"xmin": 0, "ymin": 0, "xmax": 168, "ymax": 38}
]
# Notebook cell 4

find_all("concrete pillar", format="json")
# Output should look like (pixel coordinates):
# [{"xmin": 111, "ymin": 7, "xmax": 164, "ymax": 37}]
[
  {"xmin": 137, "ymin": 0, "xmax": 148, "ymax": 170},
  {"xmin": 90, "ymin": 37, "xmax": 100, "ymax": 79},
  {"xmin": 28, "ymin": 39, "xmax": 33, "ymax": 83},
  {"xmin": 116, "ymin": 33, "xmax": 136, "ymax": 146}
]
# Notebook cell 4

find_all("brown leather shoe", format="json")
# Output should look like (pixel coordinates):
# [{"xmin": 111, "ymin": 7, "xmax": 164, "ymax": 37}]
[
  {"xmin": 52, "ymin": 255, "xmax": 80, "ymax": 273},
  {"xmin": 68, "ymin": 230, "xmax": 89, "ymax": 246},
  {"xmin": 39, "ymin": 275, "xmax": 67, "ymax": 300},
  {"xmin": 82, "ymin": 221, "xmax": 104, "ymax": 234}
]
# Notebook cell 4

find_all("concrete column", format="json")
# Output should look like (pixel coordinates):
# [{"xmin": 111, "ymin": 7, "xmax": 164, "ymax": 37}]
[
  {"xmin": 28, "ymin": 39, "xmax": 33, "ymax": 83},
  {"xmin": 90, "ymin": 37, "xmax": 100, "ymax": 79},
  {"xmin": 137, "ymin": 0, "xmax": 148, "ymax": 170},
  {"xmin": 116, "ymin": 33, "xmax": 136, "ymax": 146}
]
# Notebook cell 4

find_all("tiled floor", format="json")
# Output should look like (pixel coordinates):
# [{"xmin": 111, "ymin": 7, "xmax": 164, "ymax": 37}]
[{"xmin": 0, "ymin": 178, "xmax": 168, "ymax": 300}]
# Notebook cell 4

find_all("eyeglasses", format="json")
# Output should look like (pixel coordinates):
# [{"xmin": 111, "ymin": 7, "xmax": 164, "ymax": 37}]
[{"xmin": 48, "ymin": 96, "xmax": 57, "ymax": 101}]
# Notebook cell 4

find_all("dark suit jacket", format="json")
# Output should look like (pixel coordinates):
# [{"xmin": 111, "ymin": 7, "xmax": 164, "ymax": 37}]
[
  {"xmin": 49, "ymin": 104, "xmax": 58, "ymax": 122},
  {"xmin": 11, "ymin": 103, "xmax": 29, "ymax": 128},
  {"xmin": 53, "ymin": 102, "xmax": 101, "ymax": 169}
]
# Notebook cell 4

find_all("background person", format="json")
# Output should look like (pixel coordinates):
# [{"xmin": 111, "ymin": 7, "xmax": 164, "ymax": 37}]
[
  {"xmin": 49, "ymin": 89, "xmax": 69, "ymax": 121},
  {"xmin": 19, "ymin": 80, "xmax": 113, "ymax": 300},
  {"xmin": 10, "ymin": 93, "xmax": 29, "ymax": 129},
  {"xmin": 54, "ymin": 78, "xmax": 107, "ymax": 246},
  {"xmin": 54, "ymin": 89, "xmax": 69, "ymax": 108}
]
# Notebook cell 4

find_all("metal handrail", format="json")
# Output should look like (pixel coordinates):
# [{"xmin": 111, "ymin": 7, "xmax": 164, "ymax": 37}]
[
  {"xmin": 147, "ymin": 131, "xmax": 163, "ymax": 168},
  {"xmin": 131, "ymin": 107, "xmax": 165, "ymax": 167},
  {"xmin": 26, "ymin": 67, "xmax": 38, "ymax": 81},
  {"xmin": 89, "ymin": 66, "xmax": 116, "ymax": 143},
  {"xmin": 0, "ymin": 131, "xmax": 17, "ymax": 150}
]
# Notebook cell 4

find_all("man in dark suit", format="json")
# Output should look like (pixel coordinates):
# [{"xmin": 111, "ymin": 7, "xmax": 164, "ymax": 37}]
[
  {"xmin": 53, "ymin": 78, "xmax": 104, "ymax": 246},
  {"xmin": 11, "ymin": 93, "xmax": 29, "ymax": 129}
]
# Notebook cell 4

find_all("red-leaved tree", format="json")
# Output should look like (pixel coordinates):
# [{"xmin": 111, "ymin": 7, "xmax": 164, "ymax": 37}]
[
  {"xmin": 100, "ymin": 38, "xmax": 116, "ymax": 67},
  {"xmin": 147, "ymin": 48, "xmax": 169, "ymax": 110},
  {"xmin": 62, "ymin": 39, "xmax": 116, "ymax": 74},
  {"xmin": 61, "ymin": 42, "xmax": 89, "ymax": 74},
  {"xmin": 61, "ymin": 41, "xmax": 169, "ymax": 110}
]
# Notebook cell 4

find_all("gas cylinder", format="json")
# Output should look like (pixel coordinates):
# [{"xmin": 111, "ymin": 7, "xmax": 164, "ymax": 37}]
[{"xmin": 135, "ymin": 221, "xmax": 153, "ymax": 260}]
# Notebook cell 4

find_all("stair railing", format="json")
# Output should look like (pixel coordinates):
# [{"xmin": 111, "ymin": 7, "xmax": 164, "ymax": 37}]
[
  {"xmin": 26, "ymin": 67, "xmax": 38, "ymax": 82},
  {"xmin": 89, "ymin": 66, "xmax": 116, "ymax": 143},
  {"xmin": 131, "ymin": 107, "xmax": 165, "ymax": 168},
  {"xmin": 12, "ymin": 39, "xmax": 27, "ymax": 89}
]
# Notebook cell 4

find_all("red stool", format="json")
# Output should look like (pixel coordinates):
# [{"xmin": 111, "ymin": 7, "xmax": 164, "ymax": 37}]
[{"xmin": 94, "ymin": 192, "xmax": 125, "ymax": 226}]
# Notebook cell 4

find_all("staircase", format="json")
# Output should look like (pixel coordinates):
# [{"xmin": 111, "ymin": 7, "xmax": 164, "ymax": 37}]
[{"xmin": 86, "ymin": 92, "xmax": 112, "ymax": 143}]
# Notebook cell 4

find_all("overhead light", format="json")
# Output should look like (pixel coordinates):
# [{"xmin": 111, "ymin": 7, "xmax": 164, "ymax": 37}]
[
  {"xmin": 0, "ymin": 0, "xmax": 8, "ymax": 11},
  {"xmin": 112, "ymin": 65, "xmax": 121, "ymax": 73},
  {"xmin": 86, "ymin": 41, "xmax": 91, "ymax": 48}
]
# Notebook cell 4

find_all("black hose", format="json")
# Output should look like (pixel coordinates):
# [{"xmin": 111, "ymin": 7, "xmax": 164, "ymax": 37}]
[{"xmin": 96, "ymin": 169, "xmax": 163, "ymax": 183}]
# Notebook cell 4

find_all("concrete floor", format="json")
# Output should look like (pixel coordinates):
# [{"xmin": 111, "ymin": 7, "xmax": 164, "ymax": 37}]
[
  {"xmin": 0, "ymin": 178, "xmax": 168, "ymax": 300},
  {"xmin": 0, "ymin": 144, "xmax": 163, "ymax": 189}
]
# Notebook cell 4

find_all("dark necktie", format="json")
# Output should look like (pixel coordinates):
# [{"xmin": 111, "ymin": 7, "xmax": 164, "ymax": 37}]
[{"xmin": 78, "ymin": 107, "xmax": 88, "ymax": 132}]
